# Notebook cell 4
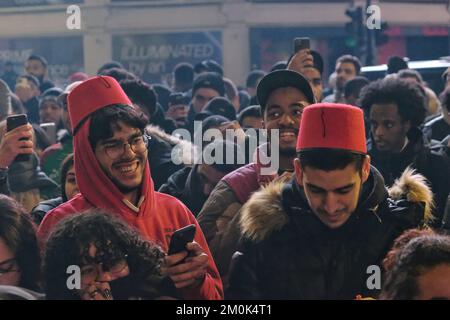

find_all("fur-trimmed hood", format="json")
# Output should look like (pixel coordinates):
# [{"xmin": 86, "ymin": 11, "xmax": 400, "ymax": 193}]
[{"xmin": 240, "ymin": 166, "xmax": 434, "ymax": 243}]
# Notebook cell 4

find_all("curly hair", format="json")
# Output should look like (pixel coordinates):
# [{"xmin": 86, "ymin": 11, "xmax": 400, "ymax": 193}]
[
  {"xmin": 88, "ymin": 104, "xmax": 149, "ymax": 150},
  {"xmin": 380, "ymin": 234, "xmax": 450, "ymax": 300},
  {"xmin": 43, "ymin": 210, "xmax": 168, "ymax": 300},
  {"xmin": 0, "ymin": 195, "xmax": 41, "ymax": 291},
  {"xmin": 359, "ymin": 77, "xmax": 426, "ymax": 128}
]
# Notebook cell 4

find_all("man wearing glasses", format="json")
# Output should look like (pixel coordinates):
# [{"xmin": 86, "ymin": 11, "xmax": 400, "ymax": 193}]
[{"xmin": 38, "ymin": 76, "xmax": 223, "ymax": 300}]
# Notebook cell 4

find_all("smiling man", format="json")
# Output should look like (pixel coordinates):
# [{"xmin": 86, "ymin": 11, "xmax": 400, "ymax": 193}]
[
  {"xmin": 226, "ymin": 103, "xmax": 431, "ymax": 299},
  {"xmin": 37, "ymin": 76, "xmax": 223, "ymax": 300},
  {"xmin": 197, "ymin": 70, "xmax": 315, "ymax": 287}
]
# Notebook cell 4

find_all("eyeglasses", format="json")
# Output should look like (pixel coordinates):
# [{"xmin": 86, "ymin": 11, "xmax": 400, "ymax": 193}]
[
  {"xmin": 0, "ymin": 258, "xmax": 19, "ymax": 277},
  {"xmin": 80, "ymin": 255, "xmax": 128, "ymax": 284},
  {"xmin": 102, "ymin": 134, "xmax": 150, "ymax": 160}
]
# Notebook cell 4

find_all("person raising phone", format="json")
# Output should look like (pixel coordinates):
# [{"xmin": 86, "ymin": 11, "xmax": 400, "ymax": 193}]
[
  {"xmin": 0, "ymin": 120, "xmax": 34, "ymax": 195},
  {"xmin": 287, "ymin": 37, "xmax": 324, "ymax": 102}
]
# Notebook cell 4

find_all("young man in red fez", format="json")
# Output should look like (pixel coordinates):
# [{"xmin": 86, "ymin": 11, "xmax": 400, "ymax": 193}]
[
  {"xmin": 197, "ymin": 70, "xmax": 315, "ymax": 287},
  {"xmin": 37, "ymin": 76, "xmax": 223, "ymax": 300},
  {"xmin": 226, "ymin": 103, "xmax": 432, "ymax": 299}
]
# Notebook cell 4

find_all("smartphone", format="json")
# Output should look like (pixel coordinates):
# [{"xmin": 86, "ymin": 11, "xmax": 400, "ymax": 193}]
[
  {"xmin": 6, "ymin": 114, "xmax": 30, "ymax": 162},
  {"xmin": 294, "ymin": 37, "xmax": 310, "ymax": 53},
  {"xmin": 168, "ymin": 224, "xmax": 196, "ymax": 255},
  {"xmin": 40, "ymin": 122, "xmax": 57, "ymax": 145}
]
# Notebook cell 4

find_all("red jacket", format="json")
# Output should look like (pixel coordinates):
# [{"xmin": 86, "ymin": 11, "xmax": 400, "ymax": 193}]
[{"xmin": 38, "ymin": 116, "xmax": 223, "ymax": 300}]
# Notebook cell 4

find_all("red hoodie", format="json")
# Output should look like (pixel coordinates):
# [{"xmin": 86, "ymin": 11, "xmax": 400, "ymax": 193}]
[{"xmin": 38, "ymin": 78, "xmax": 223, "ymax": 300}]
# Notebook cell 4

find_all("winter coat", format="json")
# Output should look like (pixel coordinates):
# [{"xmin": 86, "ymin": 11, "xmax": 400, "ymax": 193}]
[
  {"xmin": 158, "ymin": 165, "xmax": 207, "ymax": 217},
  {"xmin": 226, "ymin": 167, "xmax": 432, "ymax": 300},
  {"xmin": 146, "ymin": 125, "xmax": 197, "ymax": 190},
  {"xmin": 423, "ymin": 109, "xmax": 450, "ymax": 143},
  {"xmin": 197, "ymin": 144, "xmax": 291, "ymax": 286},
  {"xmin": 368, "ymin": 127, "xmax": 450, "ymax": 226}
]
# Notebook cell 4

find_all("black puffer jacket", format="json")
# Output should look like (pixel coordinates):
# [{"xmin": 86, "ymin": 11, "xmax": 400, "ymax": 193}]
[
  {"xmin": 226, "ymin": 167, "xmax": 431, "ymax": 300},
  {"xmin": 368, "ymin": 127, "xmax": 450, "ymax": 226},
  {"xmin": 8, "ymin": 152, "xmax": 59, "ymax": 199},
  {"xmin": 158, "ymin": 165, "xmax": 207, "ymax": 216},
  {"xmin": 145, "ymin": 125, "xmax": 195, "ymax": 190}
]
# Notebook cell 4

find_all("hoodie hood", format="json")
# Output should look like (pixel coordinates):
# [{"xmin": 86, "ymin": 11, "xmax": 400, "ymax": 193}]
[
  {"xmin": 240, "ymin": 165, "xmax": 433, "ymax": 243},
  {"xmin": 74, "ymin": 116, "xmax": 156, "ymax": 219}
]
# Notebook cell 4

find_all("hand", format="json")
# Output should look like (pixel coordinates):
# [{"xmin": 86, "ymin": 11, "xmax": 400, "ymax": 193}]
[
  {"xmin": 287, "ymin": 49, "xmax": 314, "ymax": 74},
  {"xmin": 162, "ymin": 241, "xmax": 209, "ymax": 289},
  {"xmin": 0, "ymin": 124, "xmax": 33, "ymax": 168},
  {"xmin": 79, "ymin": 282, "xmax": 113, "ymax": 300}
]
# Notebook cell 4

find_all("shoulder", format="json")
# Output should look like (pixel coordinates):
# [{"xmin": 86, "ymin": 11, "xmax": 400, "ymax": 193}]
[
  {"xmin": 386, "ymin": 167, "xmax": 434, "ymax": 225},
  {"xmin": 155, "ymin": 192, "xmax": 191, "ymax": 215},
  {"xmin": 40, "ymin": 143, "xmax": 63, "ymax": 164},
  {"xmin": 240, "ymin": 179, "xmax": 288, "ymax": 243},
  {"xmin": 223, "ymin": 163, "xmax": 258, "ymax": 182},
  {"xmin": 222, "ymin": 163, "xmax": 260, "ymax": 203}
]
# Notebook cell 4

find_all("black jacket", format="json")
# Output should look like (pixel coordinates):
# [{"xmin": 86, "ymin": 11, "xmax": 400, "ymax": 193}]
[
  {"xmin": 8, "ymin": 152, "xmax": 59, "ymax": 199},
  {"xmin": 31, "ymin": 197, "xmax": 63, "ymax": 226},
  {"xmin": 24, "ymin": 97, "xmax": 40, "ymax": 124},
  {"xmin": 158, "ymin": 165, "xmax": 207, "ymax": 216},
  {"xmin": 423, "ymin": 114, "xmax": 450, "ymax": 143},
  {"xmin": 368, "ymin": 127, "xmax": 450, "ymax": 226},
  {"xmin": 146, "ymin": 126, "xmax": 187, "ymax": 190},
  {"xmin": 226, "ymin": 167, "xmax": 430, "ymax": 300}
]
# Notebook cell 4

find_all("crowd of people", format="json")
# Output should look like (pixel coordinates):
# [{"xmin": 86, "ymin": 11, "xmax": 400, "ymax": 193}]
[{"xmin": 0, "ymin": 47, "xmax": 449, "ymax": 300}]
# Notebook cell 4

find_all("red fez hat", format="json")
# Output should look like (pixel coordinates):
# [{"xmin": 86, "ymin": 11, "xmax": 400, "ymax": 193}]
[
  {"xmin": 67, "ymin": 76, "xmax": 132, "ymax": 132},
  {"xmin": 296, "ymin": 103, "xmax": 367, "ymax": 154}
]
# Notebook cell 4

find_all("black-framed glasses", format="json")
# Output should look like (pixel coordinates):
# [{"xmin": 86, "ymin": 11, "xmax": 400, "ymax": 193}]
[
  {"xmin": 80, "ymin": 254, "xmax": 129, "ymax": 284},
  {"xmin": 0, "ymin": 258, "xmax": 19, "ymax": 277},
  {"xmin": 102, "ymin": 134, "xmax": 150, "ymax": 160}
]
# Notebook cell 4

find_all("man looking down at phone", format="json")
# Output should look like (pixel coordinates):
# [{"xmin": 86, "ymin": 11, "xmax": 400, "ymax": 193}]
[
  {"xmin": 37, "ymin": 76, "xmax": 223, "ymax": 300},
  {"xmin": 227, "ymin": 103, "xmax": 432, "ymax": 299}
]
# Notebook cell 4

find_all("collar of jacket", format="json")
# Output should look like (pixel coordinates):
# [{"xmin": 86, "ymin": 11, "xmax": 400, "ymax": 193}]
[{"xmin": 369, "ymin": 127, "xmax": 425, "ymax": 161}]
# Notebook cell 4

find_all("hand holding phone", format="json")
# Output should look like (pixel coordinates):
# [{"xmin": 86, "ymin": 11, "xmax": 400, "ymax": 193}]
[
  {"xmin": 164, "ymin": 225, "xmax": 209, "ymax": 290},
  {"xmin": 168, "ymin": 224, "xmax": 196, "ymax": 255},
  {"xmin": 294, "ymin": 37, "xmax": 310, "ymax": 53},
  {"xmin": 288, "ymin": 37, "xmax": 314, "ymax": 72},
  {"xmin": 4, "ymin": 114, "xmax": 32, "ymax": 163}
]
